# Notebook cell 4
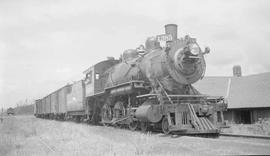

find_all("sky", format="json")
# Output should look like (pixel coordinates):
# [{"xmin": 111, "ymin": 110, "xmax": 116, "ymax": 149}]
[{"xmin": 0, "ymin": 0, "xmax": 270, "ymax": 108}]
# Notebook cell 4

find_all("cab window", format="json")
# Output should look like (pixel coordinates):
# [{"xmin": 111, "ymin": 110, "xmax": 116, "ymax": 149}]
[
  {"xmin": 86, "ymin": 71, "xmax": 92, "ymax": 84},
  {"xmin": 95, "ymin": 73, "xmax": 100, "ymax": 80}
]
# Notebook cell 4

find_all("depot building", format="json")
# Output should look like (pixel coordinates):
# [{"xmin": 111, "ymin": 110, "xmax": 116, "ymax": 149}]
[{"xmin": 194, "ymin": 66, "xmax": 270, "ymax": 124}]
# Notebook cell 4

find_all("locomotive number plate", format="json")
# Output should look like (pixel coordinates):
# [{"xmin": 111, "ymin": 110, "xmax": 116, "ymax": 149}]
[{"xmin": 156, "ymin": 34, "xmax": 173, "ymax": 42}]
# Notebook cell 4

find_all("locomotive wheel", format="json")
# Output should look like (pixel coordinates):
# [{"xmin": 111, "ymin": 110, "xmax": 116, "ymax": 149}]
[
  {"xmin": 113, "ymin": 101, "xmax": 125, "ymax": 119},
  {"xmin": 128, "ymin": 120, "xmax": 138, "ymax": 131},
  {"xmin": 101, "ymin": 104, "xmax": 112, "ymax": 123},
  {"xmin": 162, "ymin": 116, "xmax": 170, "ymax": 135},
  {"xmin": 140, "ymin": 122, "xmax": 149, "ymax": 132}
]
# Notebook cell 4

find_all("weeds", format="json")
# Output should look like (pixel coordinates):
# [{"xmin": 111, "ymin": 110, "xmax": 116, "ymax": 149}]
[{"xmin": 222, "ymin": 118, "xmax": 270, "ymax": 135}]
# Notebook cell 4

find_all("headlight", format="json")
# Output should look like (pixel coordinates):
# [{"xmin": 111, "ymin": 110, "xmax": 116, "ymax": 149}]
[{"xmin": 189, "ymin": 43, "xmax": 200, "ymax": 55}]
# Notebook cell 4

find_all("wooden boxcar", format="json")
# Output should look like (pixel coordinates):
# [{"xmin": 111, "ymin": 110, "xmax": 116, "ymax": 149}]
[
  {"xmin": 50, "ymin": 91, "xmax": 57, "ymax": 117},
  {"xmin": 45, "ymin": 95, "xmax": 51, "ymax": 118},
  {"xmin": 35, "ymin": 84, "xmax": 71, "ymax": 119},
  {"xmin": 57, "ymin": 84, "xmax": 71, "ymax": 119},
  {"xmin": 66, "ymin": 80, "xmax": 85, "ymax": 117},
  {"xmin": 7, "ymin": 107, "xmax": 15, "ymax": 115},
  {"xmin": 34, "ymin": 99, "xmax": 42, "ymax": 117},
  {"xmin": 41, "ymin": 98, "xmax": 46, "ymax": 117}
]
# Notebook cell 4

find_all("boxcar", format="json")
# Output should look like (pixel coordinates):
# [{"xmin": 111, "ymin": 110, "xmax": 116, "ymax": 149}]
[
  {"xmin": 67, "ymin": 80, "xmax": 85, "ymax": 117},
  {"xmin": 38, "ymin": 99, "xmax": 42, "ymax": 116},
  {"xmin": 7, "ymin": 108, "xmax": 15, "ymax": 115},
  {"xmin": 34, "ymin": 100, "xmax": 37, "ymax": 116},
  {"xmin": 57, "ymin": 84, "xmax": 71, "ymax": 119},
  {"xmin": 38, "ymin": 99, "xmax": 42, "ymax": 117},
  {"xmin": 45, "ymin": 95, "xmax": 51, "ymax": 118},
  {"xmin": 50, "ymin": 91, "xmax": 58, "ymax": 118},
  {"xmin": 41, "ymin": 98, "xmax": 46, "ymax": 117},
  {"xmin": 34, "ymin": 99, "xmax": 42, "ymax": 117}
]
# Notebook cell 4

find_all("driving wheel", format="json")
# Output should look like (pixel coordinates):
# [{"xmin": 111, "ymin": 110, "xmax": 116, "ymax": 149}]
[
  {"xmin": 162, "ymin": 116, "xmax": 170, "ymax": 135},
  {"xmin": 129, "ymin": 120, "xmax": 138, "ymax": 131}
]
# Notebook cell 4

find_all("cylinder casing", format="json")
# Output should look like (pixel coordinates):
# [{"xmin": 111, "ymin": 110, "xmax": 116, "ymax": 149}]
[{"xmin": 135, "ymin": 102, "xmax": 163, "ymax": 123}]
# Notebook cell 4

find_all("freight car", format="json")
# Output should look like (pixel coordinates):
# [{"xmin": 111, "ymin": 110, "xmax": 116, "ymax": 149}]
[
  {"xmin": 35, "ymin": 24, "xmax": 227, "ymax": 135},
  {"xmin": 66, "ymin": 80, "xmax": 85, "ymax": 121},
  {"xmin": 7, "ymin": 107, "xmax": 15, "ymax": 115},
  {"xmin": 34, "ymin": 99, "xmax": 41, "ymax": 117},
  {"xmin": 35, "ymin": 84, "xmax": 71, "ymax": 120}
]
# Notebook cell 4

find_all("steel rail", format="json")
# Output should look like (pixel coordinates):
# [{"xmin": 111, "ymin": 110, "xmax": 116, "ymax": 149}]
[{"xmin": 220, "ymin": 133, "xmax": 270, "ymax": 140}]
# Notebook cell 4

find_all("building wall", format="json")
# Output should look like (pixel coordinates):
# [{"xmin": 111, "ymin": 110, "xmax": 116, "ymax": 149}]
[
  {"xmin": 252, "ymin": 108, "xmax": 270, "ymax": 122},
  {"xmin": 224, "ymin": 108, "xmax": 270, "ymax": 124},
  {"xmin": 223, "ymin": 110, "xmax": 233, "ymax": 124}
]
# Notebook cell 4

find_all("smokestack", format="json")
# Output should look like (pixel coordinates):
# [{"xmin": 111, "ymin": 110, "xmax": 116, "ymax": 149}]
[
  {"xmin": 233, "ymin": 65, "xmax": 242, "ymax": 77},
  {"xmin": 165, "ymin": 24, "xmax": 178, "ymax": 41}
]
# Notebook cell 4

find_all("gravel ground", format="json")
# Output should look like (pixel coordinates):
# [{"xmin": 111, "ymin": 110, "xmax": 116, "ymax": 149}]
[{"xmin": 1, "ymin": 115, "xmax": 270, "ymax": 156}]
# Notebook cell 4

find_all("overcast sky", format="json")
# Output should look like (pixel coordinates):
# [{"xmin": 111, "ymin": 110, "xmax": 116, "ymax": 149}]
[{"xmin": 1, "ymin": 0, "xmax": 270, "ymax": 108}]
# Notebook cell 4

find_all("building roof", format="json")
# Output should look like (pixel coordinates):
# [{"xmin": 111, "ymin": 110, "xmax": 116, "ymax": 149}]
[{"xmin": 193, "ymin": 72, "xmax": 270, "ymax": 109}]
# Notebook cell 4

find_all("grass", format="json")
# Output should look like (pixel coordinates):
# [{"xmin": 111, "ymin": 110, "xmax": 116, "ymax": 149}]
[
  {"xmin": 0, "ymin": 116, "xmax": 38, "ymax": 156},
  {"xmin": 1, "ymin": 116, "xmax": 270, "ymax": 155}
]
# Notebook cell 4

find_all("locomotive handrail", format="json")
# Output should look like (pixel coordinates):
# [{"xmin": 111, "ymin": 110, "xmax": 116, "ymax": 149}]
[
  {"xmin": 91, "ymin": 91, "xmax": 106, "ymax": 97},
  {"xmin": 167, "ymin": 94, "xmax": 208, "ymax": 97},
  {"xmin": 156, "ymin": 79, "xmax": 174, "ymax": 105},
  {"xmin": 168, "ymin": 95, "xmax": 224, "ymax": 100},
  {"xmin": 136, "ymin": 94, "xmax": 159, "ymax": 98},
  {"xmin": 137, "ymin": 94, "xmax": 224, "ymax": 99},
  {"xmin": 163, "ymin": 99, "xmax": 203, "ymax": 103},
  {"xmin": 105, "ymin": 80, "xmax": 144, "ymax": 90}
]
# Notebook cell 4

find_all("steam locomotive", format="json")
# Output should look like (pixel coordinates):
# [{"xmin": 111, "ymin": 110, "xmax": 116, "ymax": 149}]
[{"xmin": 35, "ymin": 24, "xmax": 227, "ymax": 135}]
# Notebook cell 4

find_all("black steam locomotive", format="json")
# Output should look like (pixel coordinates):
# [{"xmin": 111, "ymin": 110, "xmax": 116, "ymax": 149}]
[{"xmin": 35, "ymin": 24, "xmax": 227, "ymax": 135}]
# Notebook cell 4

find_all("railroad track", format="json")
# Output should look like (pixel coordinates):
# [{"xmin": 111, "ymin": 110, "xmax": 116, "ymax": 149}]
[
  {"xmin": 220, "ymin": 133, "xmax": 270, "ymax": 140},
  {"xmin": 82, "ymin": 123, "xmax": 270, "ymax": 140}
]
